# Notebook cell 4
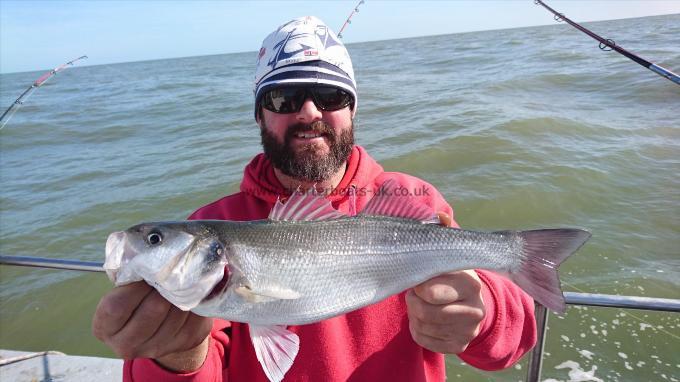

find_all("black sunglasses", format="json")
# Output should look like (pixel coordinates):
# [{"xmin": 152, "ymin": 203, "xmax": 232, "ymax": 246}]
[{"xmin": 261, "ymin": 86, "xmax": 354, "ymax": 114}]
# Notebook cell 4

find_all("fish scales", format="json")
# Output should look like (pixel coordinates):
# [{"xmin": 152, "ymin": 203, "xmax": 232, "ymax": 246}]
[{"xmin": 193, "ymin": 216, "xmax": 518, "ymax": 325}]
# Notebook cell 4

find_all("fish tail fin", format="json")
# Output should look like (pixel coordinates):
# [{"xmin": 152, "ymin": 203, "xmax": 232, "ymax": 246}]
[{"xmin": 508, "ymin": 229, "xmax": 590, "ymax": 313}]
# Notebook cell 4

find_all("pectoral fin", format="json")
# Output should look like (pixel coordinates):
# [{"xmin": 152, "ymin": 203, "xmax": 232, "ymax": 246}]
[
  {"xmin": 250, "ymin": 324, "xmax": 300, "ymax": 382},
  {"xmin": 235, "ymin": 285, "xmax": 301, "ymax": 303}
]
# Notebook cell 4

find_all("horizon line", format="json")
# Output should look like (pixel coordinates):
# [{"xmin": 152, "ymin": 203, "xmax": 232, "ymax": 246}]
[{"xmin": 1, "ymin": 12, "xmax": 676, "ymax": 76}]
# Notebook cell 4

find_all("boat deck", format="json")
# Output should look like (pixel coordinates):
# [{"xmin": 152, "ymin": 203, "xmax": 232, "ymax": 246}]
[{"xmin": 0, "ymin": 349, "xmax": 122, "ymax": 381}]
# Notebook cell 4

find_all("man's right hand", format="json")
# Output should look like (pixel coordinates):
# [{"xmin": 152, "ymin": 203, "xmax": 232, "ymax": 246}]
[{"xmin": 92, "ymin": 281, "xmax": 213, "ymax": 372}]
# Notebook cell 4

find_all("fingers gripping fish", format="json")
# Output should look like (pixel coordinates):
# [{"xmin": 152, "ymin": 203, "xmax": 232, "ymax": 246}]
[{"xmin": 104, "ymin": 179, "xmax": 590, "ymax": 382}]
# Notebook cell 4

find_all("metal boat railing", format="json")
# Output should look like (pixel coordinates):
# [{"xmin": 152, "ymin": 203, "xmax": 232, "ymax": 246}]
[
  {"xmin": 0, "ymin": 255, "xmax": 105, "ymax": 273},
  {"xmin": 1, "ymin": 255, "xmax": 678, "ymax": 381},
  {"xmin": 526, "ymin": 293, "xmax": 680, "ymax": 382}
]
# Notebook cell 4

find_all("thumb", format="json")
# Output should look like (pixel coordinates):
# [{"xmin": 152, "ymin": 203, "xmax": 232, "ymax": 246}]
[{"xmin": 437, "ymin": 212, "xmax": 452, "ymax": 227}]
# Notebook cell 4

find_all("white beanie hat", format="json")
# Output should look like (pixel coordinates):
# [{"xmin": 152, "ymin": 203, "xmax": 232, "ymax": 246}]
[{"xmin": 253, "ymin": 16, "xmax": 357, "ymax": 119}]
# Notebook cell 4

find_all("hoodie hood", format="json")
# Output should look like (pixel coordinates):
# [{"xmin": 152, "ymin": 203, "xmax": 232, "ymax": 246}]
[{"xmin": 240, "ymin": 145, "xmax": 384, "ymax": 209}]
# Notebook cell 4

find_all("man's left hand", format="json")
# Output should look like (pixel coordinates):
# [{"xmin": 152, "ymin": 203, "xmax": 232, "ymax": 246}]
[
  {"xmin": 405, "ymin": 212, "xmax": 486, "ymax": 354},
  {"xmin": 406, "ymin": 271, "xmax": 486, "ymax": 354}
]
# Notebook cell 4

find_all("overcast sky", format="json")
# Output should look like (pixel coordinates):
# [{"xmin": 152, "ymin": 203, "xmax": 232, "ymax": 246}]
[{"xmin": 1, "ymin": 0, "xmax": 679, "ymax": 74}]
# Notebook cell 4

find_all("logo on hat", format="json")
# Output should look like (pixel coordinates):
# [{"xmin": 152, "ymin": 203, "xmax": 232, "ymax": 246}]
[
  {"xmin": 266, "ymin": 24, "xmax": 343, "ymax": 70},
  {"xmin": 268, "ymin": 30, "xmax": 312, "ymax": 68}
]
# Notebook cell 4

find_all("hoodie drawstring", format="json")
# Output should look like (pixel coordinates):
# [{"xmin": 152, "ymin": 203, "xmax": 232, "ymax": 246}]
[{"xmin": 349, "ymin": 184, "xmax": 357, "ymax": 216}]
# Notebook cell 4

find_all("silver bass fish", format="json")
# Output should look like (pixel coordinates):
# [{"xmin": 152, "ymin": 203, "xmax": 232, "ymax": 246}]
[{"xmin": 104, "ymin": 179, "xmax": 590, "ymax": 381}]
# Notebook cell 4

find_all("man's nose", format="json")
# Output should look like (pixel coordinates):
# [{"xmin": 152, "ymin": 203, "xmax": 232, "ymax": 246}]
[{"xmin": 296, "ymin": 97, "xmax": 322, "ymax": 123}]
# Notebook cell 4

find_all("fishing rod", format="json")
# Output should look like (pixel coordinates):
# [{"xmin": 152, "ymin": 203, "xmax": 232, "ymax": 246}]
[
  {"xmin": 0, "ymin": 255, "xmax": 104, "ymax": 273},
  {"xmin": 534, "ymin": 0, "xmax": 679, "ymax": 86},
  {"xmin": 0, "ymin": 55, "xmax": 88, "ymax": 130},
  {"xmin": 337, "ymin": 0, "xmax": 365, "ymax": 39}
]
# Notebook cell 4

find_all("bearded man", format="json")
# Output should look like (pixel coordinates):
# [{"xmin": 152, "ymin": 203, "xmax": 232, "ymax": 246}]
[{"xmin": 93, "ymin": 16, "xmax": 537, "ymax": 382}]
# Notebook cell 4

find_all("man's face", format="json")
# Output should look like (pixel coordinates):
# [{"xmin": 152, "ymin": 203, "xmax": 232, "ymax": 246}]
[{"xmin": 258, "ymin": 93, "xmax": 354, "ymax": 182}]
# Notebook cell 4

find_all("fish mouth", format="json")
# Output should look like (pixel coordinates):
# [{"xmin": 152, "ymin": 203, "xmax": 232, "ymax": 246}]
[
  {"xmin": 105, "ymin": 231, "xmax": 126, "ymax": 257},
  {"xmin": 202, "ymin": 265, "xmax": 231, "ymax": 302},
  {"xmin": 104, "ymin": 231, "xmax": 128, "ymax": 282}
]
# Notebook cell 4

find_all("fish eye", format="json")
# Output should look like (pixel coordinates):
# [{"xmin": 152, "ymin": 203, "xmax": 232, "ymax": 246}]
[{"xmin": 147, "ymin": 231, "xmax": 163, "ymax": 246}]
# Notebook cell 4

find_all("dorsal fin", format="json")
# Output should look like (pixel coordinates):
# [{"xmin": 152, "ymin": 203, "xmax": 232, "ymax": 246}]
[
  {"xmin": 269, "ymin": 187, "xmax": 345, "ymax": 221},
  {"xmin": 360, "ymin": 179, "xmax": 438, "ymax": 222}
]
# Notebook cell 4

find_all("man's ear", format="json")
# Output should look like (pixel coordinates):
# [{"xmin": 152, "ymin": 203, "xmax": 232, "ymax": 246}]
[{"xmin": 256, "ymin": 106, "xmax": 263, "ymax": 126}]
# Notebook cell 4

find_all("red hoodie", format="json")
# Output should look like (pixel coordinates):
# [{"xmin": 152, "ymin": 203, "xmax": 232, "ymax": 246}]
[{"xmin": 124, "ymin": 146, "xmax": 536, "ymax": 381}]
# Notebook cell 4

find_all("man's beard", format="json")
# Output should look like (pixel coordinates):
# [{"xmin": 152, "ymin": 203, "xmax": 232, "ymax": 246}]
[{"xmin": 260, "ymin": 120, "xmax": 354, "ymax": 182}]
